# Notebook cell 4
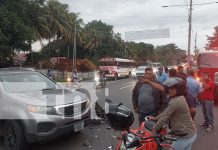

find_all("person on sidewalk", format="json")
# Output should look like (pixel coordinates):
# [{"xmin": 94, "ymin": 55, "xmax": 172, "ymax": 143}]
[
  {"xmin": 177, "ymin": 65, "xmax": 187, "ymax": 82},
  {"xmin": 198, "ymin": 73, "xmax": 215, "ymax": 131},
  {"xmin": 156, "ymin": 66, "xmax": 168, "ymax": 84},
  {"xmin": 186, "ymin": 69, "xmax": 202, "ymax": 119},
  {"xmin": 132, "ymin": 67, "xmax": 168, "ymax": 125}
]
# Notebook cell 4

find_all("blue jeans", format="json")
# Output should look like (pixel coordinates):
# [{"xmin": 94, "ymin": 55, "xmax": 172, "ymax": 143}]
[
  {"xmin": 202, "ymin": 100, "xmax": 214, "ymax": 125},
  {"xmin": 172, "ymin": 133, "xmax": 197, "ymax": 150}
]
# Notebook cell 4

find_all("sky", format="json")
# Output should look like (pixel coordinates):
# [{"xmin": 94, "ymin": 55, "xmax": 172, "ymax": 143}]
[{"xmin": 32, "ymin": 0, "xmax": 218, "ymax": 54}]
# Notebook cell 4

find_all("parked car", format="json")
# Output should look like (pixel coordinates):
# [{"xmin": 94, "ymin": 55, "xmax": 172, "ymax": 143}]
[
  {"xmin": 0, "ymin": 68, "xmax": 91, "ymax": 150},
  {"xmin": 148, "ymin": 62, "xmax": 162, "ymax": 73},
  {"xmin": 135, "ymin": 66, "xmax": 148, "ymax": 78}
]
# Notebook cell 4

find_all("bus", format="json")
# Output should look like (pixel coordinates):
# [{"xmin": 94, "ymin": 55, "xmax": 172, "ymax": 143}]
[
  {"xmin": 99, "ymin": 57, "xmax": 136, "ymax": 80},
  {"xmin": 196, "ymin": 51, "xmax": 218, "ymax": 102}
]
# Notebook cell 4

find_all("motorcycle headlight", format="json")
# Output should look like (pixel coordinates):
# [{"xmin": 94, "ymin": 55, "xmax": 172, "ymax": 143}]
[
  {"xmin": 67, "ymin": 77, "xmax": 71, "ymax": 82},
  {"xmin": 95, "ymin": 76, "xmax": 99, "ymax": 81},
  {"xmin": 123, "ymin": 133, "xmax": 140, "ymax": 149},
  {"xmin": 27, "ymin": 105, "xmax": 59, "ymax": 115}
]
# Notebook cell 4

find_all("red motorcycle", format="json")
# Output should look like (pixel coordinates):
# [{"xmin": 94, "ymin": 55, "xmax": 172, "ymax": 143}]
[
  {"xmin": 113, "ymin": 119, "xmax": 175, "ymax": 150},
  {"xmin": 95, "ymin": 101, "xmax": 181, "ymax": 150}
]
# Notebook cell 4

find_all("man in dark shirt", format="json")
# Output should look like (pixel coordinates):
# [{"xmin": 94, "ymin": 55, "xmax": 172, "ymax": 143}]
[
  {"xmin": 177, "ymin": 66, "xmax": 187, "ymax": 82},
  {"xmin": 132, "ymin": 67, "xmax": 168, "ymax": 124}
]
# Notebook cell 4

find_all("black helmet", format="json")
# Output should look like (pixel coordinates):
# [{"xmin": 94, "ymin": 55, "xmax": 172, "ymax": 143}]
[
  {"xmin": 106, "ymin": 103, "xmax": 134, "ymax": 131},
  {"xmin": 163, "ymin": 77, "xmax": 187, "ymax": 97}
]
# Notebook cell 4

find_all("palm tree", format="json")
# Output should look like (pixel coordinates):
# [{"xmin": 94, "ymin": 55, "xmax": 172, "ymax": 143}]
[
  {"xmin": 43, "ymin": 0, "xmax": 70, "ymax": 60},
  {"xmin": 82, "ymin": 29, "xmax": 102, "ymax": 55},
  {"xmin": 63, "ymin": 12, "xmax": 84, "ymax": 59}
]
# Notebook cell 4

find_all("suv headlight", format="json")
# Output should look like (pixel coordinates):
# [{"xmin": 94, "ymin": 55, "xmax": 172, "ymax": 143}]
[{"xmin": 27, "ymin": 105, "xmax": 59, "ymax": 115}]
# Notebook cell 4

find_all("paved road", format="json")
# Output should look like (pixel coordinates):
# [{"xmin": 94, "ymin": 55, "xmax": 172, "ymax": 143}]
[{"xmin": 0, "ymin": 78, "xmax": 218, "ymax": 150}]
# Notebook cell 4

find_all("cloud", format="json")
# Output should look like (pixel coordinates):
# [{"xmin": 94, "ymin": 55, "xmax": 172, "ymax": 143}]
[{"xmin": 55, "ymin": 0, "xmax": 218, "ymax": 52}]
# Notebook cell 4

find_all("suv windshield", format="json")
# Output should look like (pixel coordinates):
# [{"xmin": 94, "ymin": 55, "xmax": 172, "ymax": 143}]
[{"xmin": 0, "ymin": 72, "xmax": 56, "ymax": 93}]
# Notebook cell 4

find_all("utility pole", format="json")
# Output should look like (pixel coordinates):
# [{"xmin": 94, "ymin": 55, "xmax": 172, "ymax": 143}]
[
  {"xmin": 194, "ymin": 33, "xmax": 197, "ymax": 51},
  {"xmin": 162, "ymin": 1, "xmax": 218, "ymax": 66},
  {"xmin": 187, "ymin": 0, "xmax": 193, "ymax": 67},
  {"xmin": 73, "ymin": 23, "xmax": 77, "ymax": 70}
]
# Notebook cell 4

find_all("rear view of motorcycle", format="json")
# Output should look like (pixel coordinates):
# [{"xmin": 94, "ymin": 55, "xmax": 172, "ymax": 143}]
[
  {"xmin": 96, "ymin": 102, "xmax": 177, "ymax": 150},
  {"xmin": 94, "ymin": 70, "xmax": 106, "ymax": 88}
]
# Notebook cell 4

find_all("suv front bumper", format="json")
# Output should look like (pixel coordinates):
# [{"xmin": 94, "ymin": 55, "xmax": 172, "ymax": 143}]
[{"xmin": 25, "ymin": 109, "xmax": 91, "ymax": 143}]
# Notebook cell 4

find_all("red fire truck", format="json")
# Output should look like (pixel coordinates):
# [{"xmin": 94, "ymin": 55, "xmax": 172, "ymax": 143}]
[
  {"xmin": 98, "ymin": 57, "xmax": 136, "ymax": 80},
  {"xmin": 196, "ymin": 51, "xmax": 218, "ymax": 102}
]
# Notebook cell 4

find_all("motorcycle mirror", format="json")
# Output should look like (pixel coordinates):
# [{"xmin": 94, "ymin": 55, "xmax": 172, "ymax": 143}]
[
  {"xmin": 124, "ymin": 133, "xmax": 141, "ymax": 148},
  {"xmin": 144, "ymin": 119, "xmax": 156, "ymax": 131}
]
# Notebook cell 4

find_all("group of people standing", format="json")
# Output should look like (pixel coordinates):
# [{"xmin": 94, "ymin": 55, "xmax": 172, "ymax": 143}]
[{"xmin": 132, "ymin": 65, "xmax": 216, "ymax": 150}]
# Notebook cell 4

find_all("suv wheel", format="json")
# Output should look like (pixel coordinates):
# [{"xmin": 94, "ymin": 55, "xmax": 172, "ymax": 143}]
[{"xmin": 4, "ymin": 121, "xmax": 27, "ymax": 150}]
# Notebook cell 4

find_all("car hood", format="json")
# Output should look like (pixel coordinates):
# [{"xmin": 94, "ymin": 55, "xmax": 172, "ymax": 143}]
[{"xmin": 8, "ymin": 89, "xmax": 87, "ymax": 106}]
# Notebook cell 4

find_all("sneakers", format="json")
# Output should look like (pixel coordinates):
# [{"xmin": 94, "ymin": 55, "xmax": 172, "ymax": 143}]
[{"xmin": 206, "ymin": 125, "xmax": 213, "ymax": 132}]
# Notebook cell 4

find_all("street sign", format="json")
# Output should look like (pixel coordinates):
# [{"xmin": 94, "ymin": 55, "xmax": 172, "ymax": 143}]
[{"xmin": 125, "ymin": 29, "xmax": 170, "ymax": 41}]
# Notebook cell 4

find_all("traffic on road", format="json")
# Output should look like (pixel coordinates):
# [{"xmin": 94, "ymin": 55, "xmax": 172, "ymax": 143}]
[
  {"xmin": 0, "ymin": 65, "xmax": 218, "ymax": 150},
  {"xmin": 1, "ymin": 0, "xmax": 218, "ymax": 150}
]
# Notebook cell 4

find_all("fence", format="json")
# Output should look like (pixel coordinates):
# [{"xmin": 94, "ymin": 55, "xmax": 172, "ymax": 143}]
[{"xmin": 38, "ymin": 69, "xmax": 95, "ymax": 81}]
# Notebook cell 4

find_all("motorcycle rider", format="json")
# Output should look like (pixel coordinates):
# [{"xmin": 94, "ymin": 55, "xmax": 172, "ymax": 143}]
[
  {"xmin": 72, "ymin": 69, "xmax": 79, "ymax": 82},
  {"xmin": 47, "ymin": 68, "xmax": 54, "ymax": 80},
  {"xmin": 96, "ymin": 70, "xmax": 106, "ymax": 87},
  {"xmin": 148, "ymin": 77, "xmax": 197, "ymax": 150}
]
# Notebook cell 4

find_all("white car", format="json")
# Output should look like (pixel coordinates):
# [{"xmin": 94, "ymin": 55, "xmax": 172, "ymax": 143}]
[
  {"xmin": 149, "ymin": 62, "xmax": 162, "ymax": 73},
  {"xmin": 135, "ymin": 66, "xmax": 149, "ymax": 78}
]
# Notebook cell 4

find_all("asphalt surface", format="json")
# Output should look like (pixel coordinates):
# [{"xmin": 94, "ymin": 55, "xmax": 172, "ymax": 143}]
[{"xmin": 0, "ymin": 78, "xmax": 218, "ymax": 150}]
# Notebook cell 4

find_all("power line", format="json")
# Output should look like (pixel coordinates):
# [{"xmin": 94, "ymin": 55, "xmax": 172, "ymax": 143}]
[{"xmin": 162, "ymin": 1, "xmax": 218, "ymax": 7}]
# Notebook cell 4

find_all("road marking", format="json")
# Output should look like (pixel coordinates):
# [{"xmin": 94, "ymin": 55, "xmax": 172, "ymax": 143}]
[
  {"xmin": 120, "ymin": 84, "xmax": 135, "ymax": 89},
  {"xmin": 82, "ymin": 85, "xmax": 93, "ymax": 88},
  {"xmin": 122, "ymin": 81, "xmax": 136, "ymax": 85}
]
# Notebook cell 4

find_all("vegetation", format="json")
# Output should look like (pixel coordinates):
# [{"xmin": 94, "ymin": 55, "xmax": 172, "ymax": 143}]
[
  {"xmin": 206, "ymin": 26, "xmax": 218, "ymax": 51},
  {"xmin": 0, "ymin": 0, "xmax": 187, "ymax": 69}
]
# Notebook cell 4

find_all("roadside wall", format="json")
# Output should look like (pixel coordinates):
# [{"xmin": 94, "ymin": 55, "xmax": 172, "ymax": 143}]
[{"xmin": 38, "ymin": 69, "xmax": 95, "ymax": 81}]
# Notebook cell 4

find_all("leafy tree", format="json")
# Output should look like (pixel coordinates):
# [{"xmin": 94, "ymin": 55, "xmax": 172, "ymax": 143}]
[
  {"xmin": 155, "ymin": 43, "xmax": 186, "ymax": 65},
  {"xmin": 206, "ymin": 26, "xmax": 218, "ymax": 51},
  {"xmin": 84, "ymin": 20, "xmax": 114, "ymax": 58}
]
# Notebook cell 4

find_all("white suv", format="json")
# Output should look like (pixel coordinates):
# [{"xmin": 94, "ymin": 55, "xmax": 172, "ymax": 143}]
[{"xmin": 0, "ymin": 68, "xmax": 91, "ymax": 150}]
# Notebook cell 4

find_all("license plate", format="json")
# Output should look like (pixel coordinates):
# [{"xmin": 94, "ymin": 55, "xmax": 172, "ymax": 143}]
[{"xmin": 74, "ymin": 122, "xmax": 84, "ymax": 132}]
